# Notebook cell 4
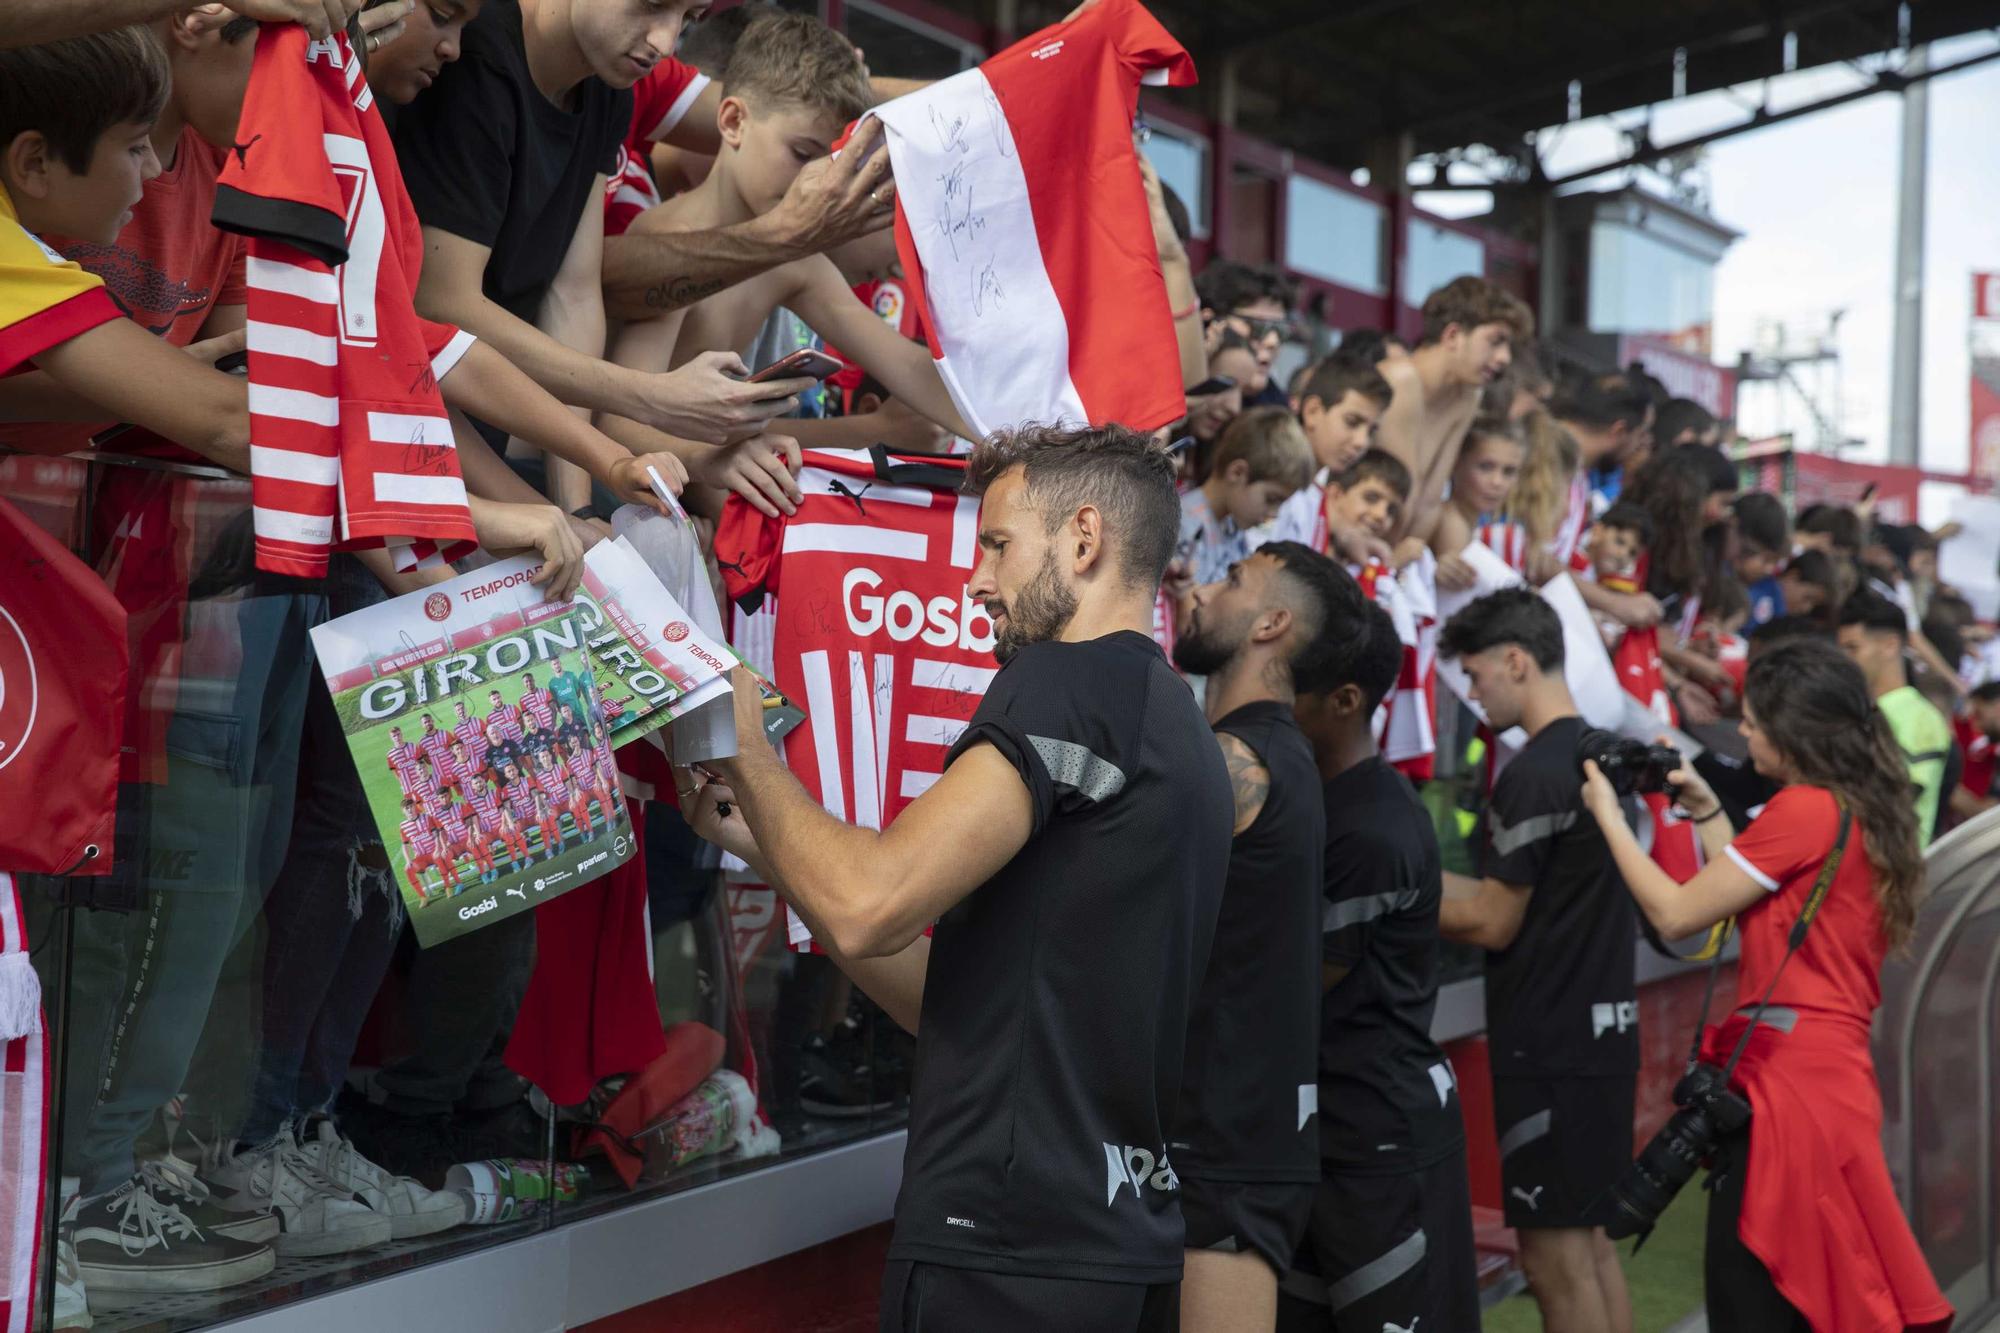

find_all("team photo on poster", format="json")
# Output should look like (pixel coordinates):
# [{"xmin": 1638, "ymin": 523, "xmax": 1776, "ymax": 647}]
[{"xmin": 310, "ymin": 556, "xmax": 637, "ymax": 946}]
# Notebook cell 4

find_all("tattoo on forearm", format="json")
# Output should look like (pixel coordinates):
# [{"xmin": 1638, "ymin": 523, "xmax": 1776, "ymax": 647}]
[
  {"xmin": 1218, "ymin": 734, "xmax": 1269, "ymax": 831},
  {"xmin": 644, "ymin": 275, "xmax": 729, "ymax": 311}
]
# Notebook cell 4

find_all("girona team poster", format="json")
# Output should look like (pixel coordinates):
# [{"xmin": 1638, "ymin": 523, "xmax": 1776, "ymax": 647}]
[{"xmin": 310, "ymin": 555, "xmax": 637, "ymax": 946}]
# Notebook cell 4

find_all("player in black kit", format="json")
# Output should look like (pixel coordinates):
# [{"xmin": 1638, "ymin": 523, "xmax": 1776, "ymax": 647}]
[
  {"xmin": 685, "ymin": 425, "xmax": 1232, "ymax": 1333},
  {"xmin": 1167, "ymin": 540, "xmax": 1356, "ymax": 1331},
  {"xmin": 1437, "ymin": 589, "xmax": 1637, "ymax": 1333},
  {"xmin": 1274, "ymin": 599, "xmax": 1480, "ymax": 1332}
]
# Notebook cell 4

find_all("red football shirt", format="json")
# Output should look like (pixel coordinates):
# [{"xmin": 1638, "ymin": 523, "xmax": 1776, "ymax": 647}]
[{"xmin": 603, "ymin": 60, "xmax": 710, "ymax": 237}]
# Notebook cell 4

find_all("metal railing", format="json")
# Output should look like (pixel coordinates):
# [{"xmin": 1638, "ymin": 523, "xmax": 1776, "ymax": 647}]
[{"xmin": 1874, "ymin": 805, "xmax": 2000, "ymax": 1324}]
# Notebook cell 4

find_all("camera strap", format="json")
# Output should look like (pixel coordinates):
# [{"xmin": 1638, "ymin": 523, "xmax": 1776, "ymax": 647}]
[{"xmin": 1688, "ymin": 802, "xmax": 1852, "ymax": 1081}]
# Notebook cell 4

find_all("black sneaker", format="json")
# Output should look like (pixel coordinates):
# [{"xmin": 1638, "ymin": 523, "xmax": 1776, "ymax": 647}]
[
  {"xmin": 797, "ymin": 1034, "xmax": 896, "ymax": 1119},
  {"xmin": 68, "ymin": 1176, "xmax": 274, "ymax": 1294},
  {"xmin": 456, "ymin": 1098, "xmax": 553, "ymax": 1161},
  {"xmin": 138, "ymin": 1157, "xmax": 280, "ymax": 1246},
  {"xmin": 334, "ymin": 1095, "xmax": 468, "ymax": 1191}
]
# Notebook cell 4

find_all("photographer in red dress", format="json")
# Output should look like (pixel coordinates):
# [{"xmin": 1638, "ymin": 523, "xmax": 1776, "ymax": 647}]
[{"xmin": 1580, "ymin": 638, "xmax": 1952, "ymax": 1333}]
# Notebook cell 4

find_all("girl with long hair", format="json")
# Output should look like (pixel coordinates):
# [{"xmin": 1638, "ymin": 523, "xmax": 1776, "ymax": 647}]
[
  {"xmin": 1581, "ymin": 640, "xmax": 1950, "ymax": 1332},
  {"xmin": 1505, "ymin": 407, "xmax": 1583, "ymax": 572}
]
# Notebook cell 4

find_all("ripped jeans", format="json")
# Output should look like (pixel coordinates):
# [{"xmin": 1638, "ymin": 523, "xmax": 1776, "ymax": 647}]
[{"xmin": 232, "ymin": 563, "xmax": 404, "ymax": 1146}]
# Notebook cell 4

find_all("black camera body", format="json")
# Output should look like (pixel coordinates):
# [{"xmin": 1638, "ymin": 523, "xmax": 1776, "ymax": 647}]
[
  {"xmin": 1603, "ymin": 1063, "xmax": 1752, "ymax": 1242},
  {"xmin": 1576, "ymin": 727, "xmax": 1682, "ymax": 798}
]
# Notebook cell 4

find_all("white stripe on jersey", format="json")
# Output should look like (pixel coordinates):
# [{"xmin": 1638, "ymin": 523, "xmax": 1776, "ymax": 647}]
[
  {"xmin": 249, "ymin": 383, "xmax": 339, "ymax": 426},
  {"xmin": 799, "ymin": 650, "xmax": 846, "ymax": 822},
  {"xmin": 249, "ymin": 445, "xmax": 340, "ymax": 486},
  {"xmin": 911, "ymin": 658, "xmax": 996, "ymax": 693},
  {"xmin": 646, "ymin": 71, "xmax": 711, "ymax": 140},
  {"xmin": 374, "ymin": 473, "xmax": 470, "ymax": 507},
  {"xmin": 781, "ymin": 522, "xmax": 928, "ymax": 562},
  {"xmin": 901, "ymin": 770, "xmax": 941, "ymax": 799},
  {"xmin": 905, "ymin": 714, "xmax": 967, "ymax": 748},
  {"xmin": 872, "ymin": 651, "xmax": 893, "ymax": 826},
  {"xmin": 849, "ymin": 651, "xmax": 882, "ymax": 830},
  {"xmin": 951, "ymin": 494, "xmax": 980, "ymax": 568},
  {"xmin": 367, "ymin": 411, "xmax": 455, "ymax": 446},
  {"xmin": 432, "ymin": 329, "xmax": 477, "ymax": 382},
  {"xmin": 254, "ymin": 506, "xmax": 333, "ymax": 545},
  {"xmin": 248, "ymin": 255, "xmax": 338, "ymax": 304},
  {"xmin": 247, "ymin": 319, "xmax": 339, "ymax": 366}
]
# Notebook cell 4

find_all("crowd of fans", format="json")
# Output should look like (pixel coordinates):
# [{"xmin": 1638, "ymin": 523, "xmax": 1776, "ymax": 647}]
[{"xmin": 0, "ymin": 0, "xmax": 1982, "ymax": 1330}]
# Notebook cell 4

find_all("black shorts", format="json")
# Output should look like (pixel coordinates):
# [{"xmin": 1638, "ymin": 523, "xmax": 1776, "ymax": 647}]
[
  {"xmin": 1492, "ymin": 1071, "xmax": 1636, "ymax": 1230},
  {"xmin": 1182, "ymin": 1177, "xmax": 1315, "ymax": 1277},
  {"xmin": 878, "ymin": 1260, "xmax": 1176, "ymax": 1333},
  {"xmin": 1276, "ymin": 1150, "xmax": 1480, "ymax": 1333}
]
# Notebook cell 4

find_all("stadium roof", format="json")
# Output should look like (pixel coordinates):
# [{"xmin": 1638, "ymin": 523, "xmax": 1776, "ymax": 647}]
[{"xmin": 956, "ymin": 0, "xmax": 2000, "ymax": 168}]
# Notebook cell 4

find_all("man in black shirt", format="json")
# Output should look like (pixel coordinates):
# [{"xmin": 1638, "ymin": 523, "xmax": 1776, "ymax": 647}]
[
  {"xmin": 393, "ymin": 0, "xmax": 821, "ymax": 507},
  {"xmin": 1281, "ymin": 600, "xmax": 1479, "ymax": 1332},
  {"xmin": 688, "ymin": 425, "xmax": 1232, "ymax": 1333},
  {"xmin": 1437, "ymin": 589, "xmax": 1636, "ymax": 1333},
  {"xmin": 1165, "ymin": 540, "xmax": 1352, "ymax": 1330}
]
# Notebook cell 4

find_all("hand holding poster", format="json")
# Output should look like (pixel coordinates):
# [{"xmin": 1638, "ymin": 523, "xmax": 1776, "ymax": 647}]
[
  {"xmin": 575, "ymin": 539, "xmax": 735, "ymax": 747},
  {"xmin": 310, "ymin": 557, "xmax": 637, "ymax": 946}
]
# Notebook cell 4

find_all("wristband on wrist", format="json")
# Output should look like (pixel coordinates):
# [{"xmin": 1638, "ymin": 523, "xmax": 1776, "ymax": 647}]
[{"xmin": 1692, "ymin": 805, "xmax": 1726, "ymax": 824}]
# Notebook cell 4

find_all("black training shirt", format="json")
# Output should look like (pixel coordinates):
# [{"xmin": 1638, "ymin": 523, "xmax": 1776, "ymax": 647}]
[
  {"xmin": 1319, "ymin": 755, "xmax": 1466, "ymax": 1170},
  {"xmin": 392, "ymin": 0, "xmax": 631, "ymax": 323},
  {"xmin": 1171, "ymin": 701, "xmax": 1323, "ymax": 1184},
  {"xmin": 1479, "ymin": 716, "xmax": 1640, "ymax": 1076},
  {"xmin": 889, "ymin": 632, "xmax": 1232, "ymax": 1284}
]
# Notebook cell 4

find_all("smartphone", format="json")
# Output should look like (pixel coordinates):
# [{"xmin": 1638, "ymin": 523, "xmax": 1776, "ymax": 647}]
[
  {"xmin": 1186, "ymin": 375, "xmax": 1236, "ymax": 397},
  {"xmin": 749, "ymin": 348, "xmax": 845, "ymax": 384},
  {"xmin": 216, "ymin": 350, "xmax": 249, "ymax": 376}
]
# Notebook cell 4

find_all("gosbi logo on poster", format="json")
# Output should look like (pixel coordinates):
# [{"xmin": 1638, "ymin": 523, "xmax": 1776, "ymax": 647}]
[
  {"xmin": 0, "ymin": 605, "xmax": 39, "ymax": 772},
  {"xmin": 424, "ymin": 592, "xmax": 452, "ymax": 623}
]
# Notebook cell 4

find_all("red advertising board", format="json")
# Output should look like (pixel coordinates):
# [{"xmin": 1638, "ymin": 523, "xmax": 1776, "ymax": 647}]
[
  {"xmin": 1618, "ymin": 334, "xmax": 1737, "ymax": 419},
  {"xmin": 1975, "ymin": 363, "xmax": 2000, "ymax": 485},
  {"xmin": 1975, "ymin": 272, "xmax": 2000, "ymax": 321}
]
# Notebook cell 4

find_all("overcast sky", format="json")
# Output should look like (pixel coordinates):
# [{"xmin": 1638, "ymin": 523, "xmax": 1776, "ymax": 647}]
[{"xmin": 1426, "ymin": 32, "xmax": 2000, "ymax": 477}]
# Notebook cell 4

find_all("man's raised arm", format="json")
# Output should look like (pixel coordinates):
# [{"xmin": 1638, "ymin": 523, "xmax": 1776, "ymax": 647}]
[
  {"xmin": 600, "ymin": 118, "xmax": 897, "ymax": 320},
  {"xmin": 708, "ymin": 670, "xmax": 1033, "ymax": 961}
]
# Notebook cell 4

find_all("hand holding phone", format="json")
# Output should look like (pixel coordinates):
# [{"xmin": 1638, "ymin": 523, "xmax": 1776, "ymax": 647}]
[{"xmin": 749, "ymin": 348, "xmax": 845, "ymax": 385}]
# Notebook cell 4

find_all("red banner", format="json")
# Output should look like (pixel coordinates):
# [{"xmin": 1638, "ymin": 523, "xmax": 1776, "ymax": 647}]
[{"xmin": 1974, "ymin": 362, "xmax": 2000, "ymax": 485}]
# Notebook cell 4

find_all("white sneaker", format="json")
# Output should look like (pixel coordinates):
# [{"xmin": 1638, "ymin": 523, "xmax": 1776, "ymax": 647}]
[
  {"xmin": 295, "ymin": 1118, "xmax": 465, "ymax": 1239},
  {"xmin": 202, "ymin": 1126, "xmax": 392, "ymax": 1258},
  {"xmin": 49, "ymin": 1233, "xmax": 91, "ymax": 1330}
]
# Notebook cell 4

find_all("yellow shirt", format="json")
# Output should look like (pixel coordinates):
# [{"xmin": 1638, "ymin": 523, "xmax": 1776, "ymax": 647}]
[{"xmin": 0, "ymin": 178, "xmax": 119, "ymax": 375}]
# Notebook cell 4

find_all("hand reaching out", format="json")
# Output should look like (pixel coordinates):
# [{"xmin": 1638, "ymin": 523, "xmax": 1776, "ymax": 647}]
[{"xmin": 218, "ymin": 0, "xmax": 363, "ymax": 40}]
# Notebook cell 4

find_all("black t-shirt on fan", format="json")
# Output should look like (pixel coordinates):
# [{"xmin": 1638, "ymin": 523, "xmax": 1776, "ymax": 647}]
[
  {"xmin": 889, "ymin": 632, "xmax": 1232, "ymax": 1285},
  {"xmin": 1479, "ymin": 716, "xmax": 1640, "ymax": 1076},
  {"xmin": 1171, "ymin": 700, "xmax": 1323, "ymax": 1184},
  {"xmin": 1318, "ymin": 755, "xmax": 1465, "ymax": 1171}
]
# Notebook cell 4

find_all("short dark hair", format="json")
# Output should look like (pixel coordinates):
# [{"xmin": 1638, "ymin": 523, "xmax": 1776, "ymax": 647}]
[
  {"xmin": 0, "ymin": 26, "xmax": 170, "ymax": 175},
  {"xmin": 1970, "ymin": 681, "xmax": 2000, "ymax": 706},
  {"xmin": 1439, "ymin": 587, "xmax": 1564, "ymax": 672},
  {"xmin": 1838, "ymin": 590, "xmax": 1909, "ymax": 641},
  {"xmin": 1333, "ymin": 448, "xmax": 1411, "ymax": 502},
  {"xmin": 1733, "ymin": 491, "xmax": 1789, "ymax": 554},
  {"xmin": 1299, "ymin": 358, "xmax": 1392, "ymax": 413},
  {"xmin": 678, "ymin": 2, "xmax": 774, "ymax": 75},
  {"xmin": 1749, "ymin": 614, "xmax": 1833, "ymax": 648},
  {"xmin": 1783, "ymin": 548, "xmax": 1839, "ymax": 596},
  {"xmin": 1350, "ymin": 601, "xmax": 1405, "ymax": 711},
  {"xmin": 1460, "ymin": 413, "xmax": 1522, "ymax": 458},
  {"xmin": 963, "ymin": 423, "xmax": 1180, "ymax": 591},
  {"xmin": 1417, "ymin": 276, "xmax": 1533, "ymax": 347},
  {"xmin": 1656, "ymin": 397, "xmax": 1719, "ymax": 443},
  {"xmin": 1797, "ymin": 504, "xmax": 1863, "ymax": 554},
  {"xmin": 1258, "ymin": 541, "xmax": 1370, "ymax": 696},
  {"xmin": 1196, "ymin": 260, "xmax": 1296, "ymax": 317},
  {"xmin": 1596, "ymin": 499, "xmax": 1654, "ymax": 547},
  {"xmin": 1327, "ymin": 327, "xmax": 1406, "ymax": 370},
  {"xmin": 1550, "ymin": 370, "xmax": 1652, "ymax": 434}
]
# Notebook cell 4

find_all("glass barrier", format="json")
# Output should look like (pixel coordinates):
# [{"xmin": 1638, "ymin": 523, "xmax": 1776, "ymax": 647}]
[{"xmin": 5, "ymin": 451, "xmax": 901, "ymax": 1332}]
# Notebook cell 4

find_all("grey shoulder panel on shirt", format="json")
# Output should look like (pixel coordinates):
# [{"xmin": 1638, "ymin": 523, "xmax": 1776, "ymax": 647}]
[
  {"xmin": 1322, "ymin": 888, "xmax": 1424, "ymax": 934},
  {"xmin": 1487, "ymin": 809, "xmax": 1577, "ymax": 859},
  {"xmin": 1027, "ymin": 735, "xmax": 1125, "ymax": 803}
]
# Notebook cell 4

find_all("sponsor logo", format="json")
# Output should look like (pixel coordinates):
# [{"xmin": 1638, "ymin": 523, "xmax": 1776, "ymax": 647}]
[
  {"xmin": 663, "ymin": 621, "xmax": 690, "ymax": 643},
  {"xmin": 1102, "ymin": 1143, "xmax": 1178, "ymax": 1207},
  {"xmin": 872, "ymin": 285, "xmax": 905, "ymax": 326},
  {"xmin": 842, "ymin": 568, "xmax": 994, "ymax": 652},
  {"xmin": 0, "ymin": 606, "xmax": 40, "ymax": 772},
  {"xmin": 577, "ymin": 850, "xmax": 610, "ymax": 873},
  {"xmin": 457, "ymin": 897, "xmax": 497, "ymax": 920},
  {"xmin": 506, "ymin": 886, "xmax": 527, "ymax": 902},
  {"xmin": 1030, "ymin": 39, "xmax": 1065, "ymax": 60},
  {"xmin": 1510, "ymin": 1185, "xmax": 1544, "ymax": 1212},
  {"xmin": 944, "ymin": 1216, "xmax": 976, "ymax": 1230},
  {"xmin": 1383, "ymin": 1320, "xmax": 1420, "ymax": 1333},
  {"xmin": 1591, "ymin": 1000, "xmax": 1638, "ymax": 1039},
  {"xmin": 423, "ymin": 592, "xmax": 451, "ymax": 622}
]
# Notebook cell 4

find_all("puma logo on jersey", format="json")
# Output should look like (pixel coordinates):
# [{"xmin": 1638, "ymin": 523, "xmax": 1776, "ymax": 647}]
[
  {"xmin": 1511, "ymin": 1185, "xmax": 1545, "ymax": 1211},
  {"xmin": 230, "ymin": 134, "xmax": 263, "ymax": 168},
  {"xmin": 1591, "ymin": 1000, "xmax": 1638, "ymax": 1039},
  {"xmin": 1382, "ymin": 1320, "xmax": 1419, "ymax": 1333},
  {"xmin": 1103, "ymin": 1143, "xmax": 1179, "ymax": 1206}
]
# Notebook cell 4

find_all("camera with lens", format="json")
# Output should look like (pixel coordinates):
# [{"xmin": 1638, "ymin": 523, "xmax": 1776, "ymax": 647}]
[
  {"xmin": 1603, "ymin": 1062, "xmax": 1752, "ymax": 1242},
  {"xmin": 1576, "ymin": 727, "xmax": 1682, "ymax": 798}
]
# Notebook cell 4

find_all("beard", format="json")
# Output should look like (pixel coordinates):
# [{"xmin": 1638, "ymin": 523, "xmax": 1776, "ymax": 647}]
[
  {"xmin": 1170, "ymin": 612, "xmax": 1238, "ymax": 677},
  {"xmin": 990, "ymin": 549, "xmax": 1080, "ymax": 663}
]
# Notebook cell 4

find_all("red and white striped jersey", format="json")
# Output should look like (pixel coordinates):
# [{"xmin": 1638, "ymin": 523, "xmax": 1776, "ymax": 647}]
[
  {"xmin": 716, "ymin": 449, "xmax": 994, "ymax": 950},
  {"xmin": 532, "ymin": 762, "xmax": 572, "ymax": 806},
  {"xmin": 462, "ymin": 778, "xmax": 502, "ymax": 825},
  {"xmin": 1550, "ymin": 472, "xmax": 1591, "ymax": 568},
  {"xmin": 519, "ymin": 686, "xmax": 556, "ymax": 730},
  {"xmin": 453, "ymin": 713, "xmax": 489, "ymax": 767},
  {"xmin": 403, "ymin": 760, "xmax": 441, "ymax": 803},
  {"xmin": 212, "ymin": 26, "xmax": 476, "ymax": 577},
  {"xmin": 416, "ymin": 725, "xmax": 453, "ymax": 771},
  {"xmin": 387, "ymin": 739, "xmax": 422, "ymax": 783},
  {"xmin": 433, "ymin": 802, "xmax": 472, "ymax": 847},
  {"xmin": 1476, "ymin": 518, "xmax": 1530, "ymax": 575},
  {"xmin": 399, "ymin": 813, "xmax": 442, "ymax": 855},
  {"xmin": 1360, "ymin": 554, "xmax": 1440, "ymax": 782},
  {"xmin": 603, "ymin": 59, "xmax": 710, "ymax": 237},
  {"xmin": 486, "ymin": 701, "xmax": 524, "ymax": 743},
  {"xmin": 501, "ymin": 779, "xmax": 537, "ymax": 822}
]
